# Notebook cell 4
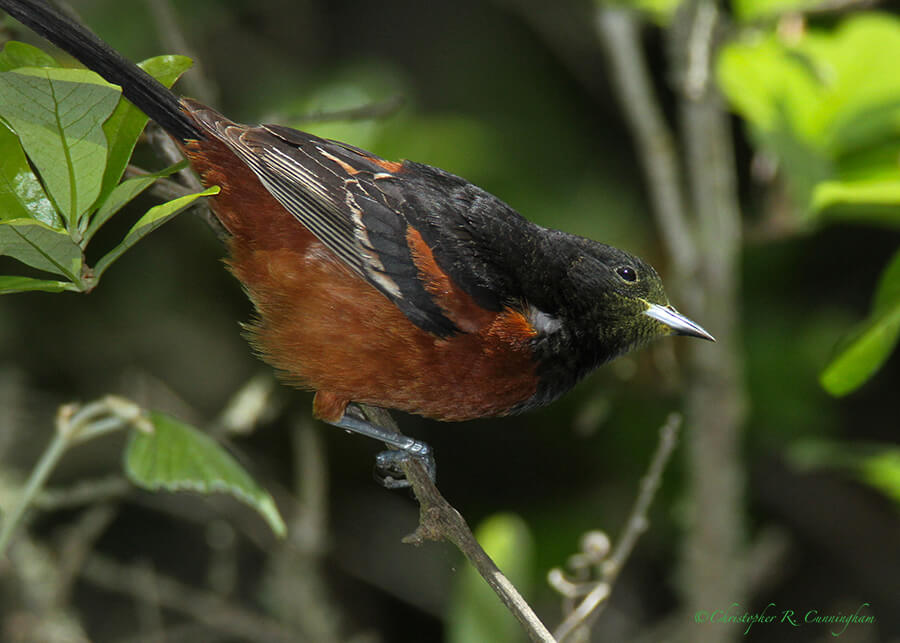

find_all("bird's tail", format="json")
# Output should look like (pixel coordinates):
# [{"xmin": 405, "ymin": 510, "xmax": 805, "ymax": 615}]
[{"xmin": 0, "ymin": 0, "xmax": 203, "ymax": 141}]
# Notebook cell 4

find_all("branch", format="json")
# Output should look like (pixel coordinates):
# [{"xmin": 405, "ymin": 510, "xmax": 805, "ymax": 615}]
[
  {"xmin": 258, "ymin": 417, "xmax": 347, "ymax": 642},
  {"xmin": 550, "ymin": 413, "xmax": 682, "ymax": 641},
  {"xmin": 595, "ymin": 7, "xmax": 697, "ymax": 288},
  {"xmin": 81, "ymin": 554, "xmax": 303, "ymax": 643},
  {"xmin": 143, "ymin": 0, "xmax": 219, "ymax": 105},
  {"xmin": 397, "ymin": 456, "xmax": 555, "ymax": 643},
  {"xmin": 33, "ymin": 476, "xmax": 130, "ymax": 511},
  {"xmin": 746, "ymin": 0, "xmax": 878, "ymax": 26},
  {"xmin": 597, "ymin": 4, "xmax": 747, "ymax": 642},
  {"xmin": 351, "ymin": 403, "xmax": 553, "ymax": 641},
  {"xmin": 272, "ymin": 94, "xmax": 407, "ymax": 125},
  {"xmin": 143, "ymin": 126, "xmax": 228, "ymax": 241},
  {"xmin": 669, "ymin": 2, "xmax": 748, "ymax": 641}
]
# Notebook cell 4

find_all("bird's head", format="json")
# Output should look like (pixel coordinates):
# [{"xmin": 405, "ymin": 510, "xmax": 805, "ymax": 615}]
[{"xmin": 555, "ymin": 239, "xmax": 714, "ymax": 365}]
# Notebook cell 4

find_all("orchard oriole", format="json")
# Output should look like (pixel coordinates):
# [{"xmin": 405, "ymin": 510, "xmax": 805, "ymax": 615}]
[{"xmin": 1, "ymin": 0, "xmax": 713, "ymax": 484}]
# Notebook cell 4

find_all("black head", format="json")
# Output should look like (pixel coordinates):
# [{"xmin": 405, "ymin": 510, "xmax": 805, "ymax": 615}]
[{"xmin": 529, "ymin": 233, "xmax": 713, "ymax": 373}]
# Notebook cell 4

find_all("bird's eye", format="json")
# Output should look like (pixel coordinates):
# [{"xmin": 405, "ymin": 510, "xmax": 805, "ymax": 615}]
[{"xmin": 616, "ymin": 266, "xmax": 637, "ymax": 282}]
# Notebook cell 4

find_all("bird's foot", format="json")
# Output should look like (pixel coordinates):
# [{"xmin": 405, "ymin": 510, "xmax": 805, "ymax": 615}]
[
  {"xmin": 328, "ymin": 408, "xmax": 436, "ymax": 489},
  {"xmin": 374, "ymin": 444, "xmax": 436, "ymax": 489}
]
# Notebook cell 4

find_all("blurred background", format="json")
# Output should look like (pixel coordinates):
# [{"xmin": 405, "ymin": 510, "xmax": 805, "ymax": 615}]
[{"xmin": 1, "ymin": 0, "xmax": 898, "ymax": 641}]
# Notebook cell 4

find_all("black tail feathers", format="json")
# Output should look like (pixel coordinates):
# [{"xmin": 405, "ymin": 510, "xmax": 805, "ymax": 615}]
[{"xmin": 0, "ymin": 0, "xmax": 203, "ymax": 141}]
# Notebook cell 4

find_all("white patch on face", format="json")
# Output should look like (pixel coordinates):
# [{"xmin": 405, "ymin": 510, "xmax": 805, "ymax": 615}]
[{"xmin": 528, "ymin": 304, "xmax": 562, "ymax": 335}]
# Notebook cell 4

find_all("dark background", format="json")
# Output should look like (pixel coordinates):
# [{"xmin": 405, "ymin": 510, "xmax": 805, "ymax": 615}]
[{"xmin": 1, "ymin": 1, "xmax": 898, "ymax": 641}]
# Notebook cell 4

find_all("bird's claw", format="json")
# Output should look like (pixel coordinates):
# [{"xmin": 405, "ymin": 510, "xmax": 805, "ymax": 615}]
[{"xmin": 374, "ymin": 444, "xmax": 436, "ymax": 489}]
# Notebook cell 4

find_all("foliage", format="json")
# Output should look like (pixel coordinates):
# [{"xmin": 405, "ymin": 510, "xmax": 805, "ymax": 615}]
[
  {"xmin": 820, "ymin": 248, "xmax": 900, "ymax": 396},
  {"xmin": 0, "ymin": 397, "xmax": 284, "ymax": 559},
  {"xmin": 0, "ymin": 44, "xmax": 281, "ymax": 552},
  {"xmin": 0, "ymin": 42, "xmax": 217, "ymax": 294},
  {"xmin": 718, "ymin": 13, "xmax": 900, "ymax": 226},
  {"xmin": 718, "ymin": 14, "xmax": 900, "ymax": 395},
  {"xmin": 1, "ymin": 1, "xmax": 898, "ymax": 640},
  {"xmin": 789, "ymin": 438, "xmax": 900, "ymax": 506},
  {"xmin": 126, "ymin": 411, "xmax": 286, "ymax": 537}
]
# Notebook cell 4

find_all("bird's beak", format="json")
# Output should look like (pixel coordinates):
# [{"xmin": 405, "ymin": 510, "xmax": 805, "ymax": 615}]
[{"xmin": 644, "ymin": 303, "xmax": 716, "ymax": 342}]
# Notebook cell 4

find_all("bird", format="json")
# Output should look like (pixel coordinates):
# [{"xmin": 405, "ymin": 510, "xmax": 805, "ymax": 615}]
[{"xmin": 1, "ymin": 0, "xmax": 713, "ymax": 485}]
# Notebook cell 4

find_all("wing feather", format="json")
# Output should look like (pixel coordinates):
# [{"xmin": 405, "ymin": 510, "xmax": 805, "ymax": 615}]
[{"xmin": 192, "ymin": 107, "xmax": 459, "ymax": 336}]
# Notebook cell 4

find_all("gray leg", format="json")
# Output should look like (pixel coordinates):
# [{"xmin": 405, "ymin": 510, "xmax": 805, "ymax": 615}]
[{"xmin": 327, "ymin": 410, "xmax": 436, "ymax": 489}]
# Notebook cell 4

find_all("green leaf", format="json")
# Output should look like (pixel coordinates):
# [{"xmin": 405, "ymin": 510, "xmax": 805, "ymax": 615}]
[
  {"xmin": 0, "ymin": 68, "xmax": 120, "ymax": 225},
  {"xmin": 732, "ymin": 0, "xmax": 822, "ymax": 22},
  {"xmin": 820, "ymin": 249, "xmax": 900, "ymax": 396},
  {"xmin": 0, "ymin": 275, "xmax": 71, "ymax": 294},
  {"xmin": 860, "ymin": 450, "xmax": 900, "ymax": 506},
  {"xmin": 84, "ymin": 161, "xmax": 187, "ymax": 246},
  {"xmin": 100, "ymin": 55, "xmax": 193, "ymax": 202},
  {"xmin": 813, "ymin": 178, "xmax": 900, "ymax": 226},
  {"xmin": 92, "ymin": 185, "xmax": 218, "ymax": 278},
  {"xmin": 596, "ymin": 0, "xmax": 680, "ymax": 24},
  {"xmin": 717, "ymin": 14, "xmax": 900, "ymax": 220},
  {"xmin": 874, "ymin": 249, "xmax": 900, "ymax": 315},
  {"xmin": 0, "ymin": 218, "xmax": 83, "ymax": 280},
  {"xmin": 125, "ymin": 412, "xmax": 286, "ymax": 538},
  {"xmin": 447, "ymin": 514, "xmax": 534, "ymax": 643},
  {"xmin": 788, "ymin": 439, "xmax": 900, "ymax": 506},
  {"xmin": 0, "ymin": 123, "xmax": 61, "ymax": 228},
  {"xmin": 0, "ymin": 41, "xmax": 58, "ymax": 72}
]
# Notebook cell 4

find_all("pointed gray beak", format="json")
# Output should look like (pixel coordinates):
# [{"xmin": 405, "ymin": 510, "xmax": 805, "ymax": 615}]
[{"xmin": 644, "ymin": 303, "xmax": 715, "ymax": 342}]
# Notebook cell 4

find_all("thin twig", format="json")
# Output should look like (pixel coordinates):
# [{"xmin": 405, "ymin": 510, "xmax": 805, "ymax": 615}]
[
  {"xmin": 397, "ymin": 456, "xmax": 555, "ymax": 643},
  {"xmin": 54, "ymin": 503, "xmax": 119, "ymax": 605},
  {"xmin": 0, "ymin": 397, "xmax": 148, "ymax": 556},
  {"xmin": 552, "ymin": 413, "xmax": 682, "ymax": 641},
  {"xmin": 595, "ymin": 7, "xmax": 697, "ymax": 289},
  {"xmin": 144, "ymin": 125, "xmax": 227, "ymax": 240},
  {"xmin": 34, "ymin": 476, "xmax": 131, "ymax": 510},
  {"xmin": 744, "ymin": 0, "xmax": 878, "ymax": 27},
  {"xmin": 606, "ymin": 414, "xmax": 681, "ymax": 578},
  {"xmin": 258, "ymin": 417, "xmax": 345, "ymax": 642},
  {"xmin": 4, "ymin": 537, "xmax": 91, "ymax": 642},
  {"xmin": 276, "ymin": 94, "xmax": 407, "ymax": 124},
  {"xmin": 81, "ymin": 554, "xmax": 303, "ymax": 643},
  {"xmin": 143, "ymin": 0, "xmax": 219, "ymax": 105}
]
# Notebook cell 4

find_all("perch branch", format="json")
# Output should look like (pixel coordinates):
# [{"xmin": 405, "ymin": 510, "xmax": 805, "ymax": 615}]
[
  {"xmin": 354, "ymin": 404, "xmax": 553, "ymax": 641},
  {"xmin": 398, "ymin": 456, "xmax": 555, "ymax": 643}
]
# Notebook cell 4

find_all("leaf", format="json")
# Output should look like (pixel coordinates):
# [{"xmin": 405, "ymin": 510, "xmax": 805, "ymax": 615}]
[
  {"xmin": 0, "ymin": 41, "xmax": 59, "ymax": 72},
  {"xmin": 0, "ymin": 68, "xmax": 120, "ymax": 225},
  {"xmin": 788, "ymin": 439, "xmax": 900, "ymax": 506},
  {"xmin": 446, "ymin": 514, "xmax": 534, "ymax": 643},
  {"xmin": 860, "ymin": 450, "xmax": 900, "ymax": 506},
  {"xmin": 0, "ymin": 218, "xmax": 83, "ymax": 280},
  {"xmin": 0, "ymin": 275, "xmax": 71, "ymax": 294},
  {"xmin": 820, "ymin": 249, "xmax": 900, "ymax": 396},
  {"xmin": 813, "ymin": 178, "xmax": 900, "ymax": 226},
  {"xmin": 92, "ymin": 185, "xmax": 218, "ymax": 278},
  {"xmin": 732, "ymin": 0, "xmax": 822, "ymax": 22},
  {"xmin": 100, "ymin": 55, "xmax": 193, "ymax": 202},
  {"xmin": 0, "ymin": 123, "xmax": 61, "ymax": 228},
  {"xmin": 84, "ymin": 161, "xmax": 187, "ymax": 246},
  {"xmin": 125, "ymin": 412, "xmax": 286, "ymax": 538},
  {"xmin": 717, "ymin": 14, "xmax": 900, "ymax": 219},
  {"xmin": 597, "ymin": 0, "xmax": 680, "ymax": 24}
]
